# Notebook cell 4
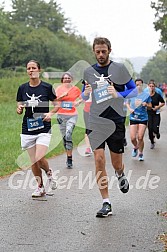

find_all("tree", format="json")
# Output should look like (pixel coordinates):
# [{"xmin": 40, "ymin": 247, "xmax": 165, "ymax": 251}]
[
  {"xmin": 0, "ymin": 8, "xmax": 11, "ymax": 67},
  {"xmin": 140, "ymin": 49, "xmax": 167, "ymax": 83},
  {"xmin": 151, "ymin": 0, "xmax": 167, "ymax": 47},
  {"xmin": 0, "ymin": 1, "xmax": 95, "ymax": 70},
  {"xmin": 10, "ymin": 0, "xmax": 67, "ymax": 32}
]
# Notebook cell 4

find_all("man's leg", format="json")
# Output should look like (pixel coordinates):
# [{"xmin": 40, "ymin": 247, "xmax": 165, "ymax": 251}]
[
  {"xmin": 110, "ymin": 151, "xmax": 123, "ymax": 175},
  {"xmin": 94, "ymin": 148, "xmax": 108, "ymax": 199},
  {"xmin": 110, "ymin": 151, "xmax": 129, "ymax": 194},
  {"xmin": 94, "ymin": 148, "xmax": 112, "ymax": 217}
]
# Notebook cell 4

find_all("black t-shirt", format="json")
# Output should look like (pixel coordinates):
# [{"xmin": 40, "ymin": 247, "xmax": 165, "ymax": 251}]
[
  {"xmin": 16, "ymin": 81, "xmax": 56, "ymax": 134},
  {"xmin": 83, "ymin": 61, "xmax": 131, "ymax": 123},
  {"xmin": 148, "ymin": 92, "xmax": 165, "ymax": 114}
]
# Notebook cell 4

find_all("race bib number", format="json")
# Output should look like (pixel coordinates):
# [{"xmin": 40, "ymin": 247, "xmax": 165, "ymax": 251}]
[
  {"xmin": 94, "ymin": 85, "xmax": 112, "ymax": 104},
  {"xmin": 61, "ymin": 101, "xmax": 73, "ymax": 109},
  {"xmin": 27, "ymin": 117, "xmax": 44, "ymax": 131},
  {"xmin": 131, "ymin": 112, "xmax": 141, "ymax": 121}
]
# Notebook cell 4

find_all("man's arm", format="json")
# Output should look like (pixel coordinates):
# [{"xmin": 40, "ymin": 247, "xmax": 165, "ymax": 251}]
[{"xmin": 119, "ymin": 79, "xmax": 137, "ymax": 98}]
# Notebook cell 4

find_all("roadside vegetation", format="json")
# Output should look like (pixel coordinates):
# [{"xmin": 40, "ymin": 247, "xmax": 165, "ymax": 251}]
[{"xmin": 0, "ymin": 74, "xmax": 85, "ymax": 177}]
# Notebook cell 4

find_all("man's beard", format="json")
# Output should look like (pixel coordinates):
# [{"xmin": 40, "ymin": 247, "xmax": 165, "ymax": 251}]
[{"xmin": 97, "ymin": 56, "xmax": 109, "ymax": 66}]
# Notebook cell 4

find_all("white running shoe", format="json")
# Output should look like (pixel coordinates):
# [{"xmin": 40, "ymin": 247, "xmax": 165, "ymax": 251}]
[
  {"xmin": 32, "ymin": 186, "xmax": 46, "ymax": 197},
  {"xmin": 46, "ymin": 169, "xmax": 57, "ymax": 190},
  {"xmin": 85, "ymin": 147, "xmax": 93, "ymax": 156}
]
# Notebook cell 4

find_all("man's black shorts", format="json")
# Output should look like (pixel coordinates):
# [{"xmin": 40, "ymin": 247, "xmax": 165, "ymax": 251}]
[{"xmin": 87, "ymin": 122, "xmax": 125, "ymax": 153}]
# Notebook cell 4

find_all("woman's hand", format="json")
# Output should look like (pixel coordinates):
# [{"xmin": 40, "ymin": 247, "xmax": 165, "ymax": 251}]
[
  {"xmin": 43, "ymin": 112, "xmax": 53, "ymax": 122},
  {"xmin": 17, "ymin": 104, "xmax": 25, "ymax": 114},
  {"xmin": 152, "ymin": 105, "xmax": 159, "ymax": 111},
  {"xmin": 57, "ymin": 91, "xmax": 68, "ymax": 101}
]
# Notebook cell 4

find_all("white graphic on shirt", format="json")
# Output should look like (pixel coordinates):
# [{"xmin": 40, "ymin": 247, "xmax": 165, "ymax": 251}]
[
  {"xmin": 26, "ymin": 93, "xmax": 42, "ymax": 113},
  {"xmin": 94, "ymin": 74, "xmax": 112, "ymax": 88}
]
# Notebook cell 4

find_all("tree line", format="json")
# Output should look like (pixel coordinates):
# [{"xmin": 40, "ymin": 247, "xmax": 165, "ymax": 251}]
[
  {"xmin": 140, "ymin": 0, "xmax": 167, "ymax": 83},
  {"xmin": 0, "ymin": 0, "xmax": 166, "ymax": 83},
  {"xmin": 0, "ymin": 0, "xmax": 95, "ymax": 71}
]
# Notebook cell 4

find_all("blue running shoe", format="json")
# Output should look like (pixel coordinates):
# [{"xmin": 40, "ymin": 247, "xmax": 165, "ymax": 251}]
[
  {"xmin": 96, "ymin": 202, "xmax": 112, "ymax": 218},
  {"xmin": 138, "ymin": 153, "xmax": 144, "ymax": 161},
  {"xmin": 132, "ymin": 148, "xmax": 138, "ymax": 157},
  {"xmin": 66, "ymin": 157, "xmax": 73, "ymax": 168}
]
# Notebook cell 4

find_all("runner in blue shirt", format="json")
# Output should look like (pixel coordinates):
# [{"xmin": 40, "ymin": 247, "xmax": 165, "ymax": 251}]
[{"xmin": 126, "ymin": 78, "xmax": 152, "ymax": 161}]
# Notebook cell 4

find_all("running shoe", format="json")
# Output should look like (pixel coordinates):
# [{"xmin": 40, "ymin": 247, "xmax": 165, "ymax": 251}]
[
  {"xmin": 116, "ymin": 172, "xmax": 129, "ymax": 193},
  {"xmin": 131, "ymin": 148, "xmax": 138, "ymax": 157},
  {"xmin": 156, "ymin": 133, "xmax": 160, "ymax": 139},
  {"xmin": 150, "ymin": 143, "xmax": 155, "ymax": 149},
  {"xmin": 85, "ymin": 147, "xmax": 93, "ymax": 156},
  {"xmin": 66, "ymin": 157, "xmax": 73, "ymax": 168},
  {"xmin": 46, "ymin": 169, "xmax": 57, "ymax": 190},
  {"xmin": 96, "ymin": 202, "xmax": 112, "ymax": 218},
  {"xmin": 32, "ymin": 186, "xmax": 46, "ymax": 197},
  {"xmin": 123, "ymin": 138, "xmax": 127, "ymax": 147},
  {"xmin": 138, "ymin": 153, "xmax": 144, "ymax": 161}
]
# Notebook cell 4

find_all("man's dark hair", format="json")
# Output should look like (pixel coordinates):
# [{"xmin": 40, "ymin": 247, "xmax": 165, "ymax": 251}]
[
  {"xmin": 93, "ymin": 37, "xmax": 111, "ymax": 50},
  {"xmin": 135, "ymin": 78, "xmax": 143, "ymax": 84}
]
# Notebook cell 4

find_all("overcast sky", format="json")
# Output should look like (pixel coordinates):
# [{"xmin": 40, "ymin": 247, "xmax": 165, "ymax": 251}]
[{"xmin": 2, "ymin": 0, "xmax": 161, "ymax": 58}]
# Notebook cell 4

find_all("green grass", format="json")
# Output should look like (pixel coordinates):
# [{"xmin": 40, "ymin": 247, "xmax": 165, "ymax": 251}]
[
  {"xmin": 0, "ymin": 74, "xmax": 129, "ymax": 177},
  {"xmin": 0, "ymin": 76, "xmax": 85, "ymax": 177}
]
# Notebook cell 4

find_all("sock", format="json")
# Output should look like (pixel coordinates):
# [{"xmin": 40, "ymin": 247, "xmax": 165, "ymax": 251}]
[
  {"xmin": 103, "ymin": 198, "xmax": 111, "ymax": 205},
  {"xmin": 67, "ymin": 155, "xmax": 72, "ymax": 160},
  {"xmin": 115, "ymin": 171, "xmax": 123, "ymax": 178},
  {"xmin": 46, "ymin": 169, "xmax": 52, "ymax": 176}
]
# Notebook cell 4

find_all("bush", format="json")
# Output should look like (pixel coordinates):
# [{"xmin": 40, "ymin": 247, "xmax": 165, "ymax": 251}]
[
  {"xmin": 16, "ymin": 66, "xmax": 26, "ymax": 72},
  {"xmin": 45, "ymin": 67, "xmax": 63, "ymax": 72}
]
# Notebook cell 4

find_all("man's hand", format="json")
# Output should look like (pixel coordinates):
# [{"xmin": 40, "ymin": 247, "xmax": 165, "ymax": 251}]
[
  {"xmin": 107, "ymin": 84, "xmax": 118, "ymax": 98},
  {"xmin": 84, "ymin": 84, "xmax": 92, "ymax": 96}
]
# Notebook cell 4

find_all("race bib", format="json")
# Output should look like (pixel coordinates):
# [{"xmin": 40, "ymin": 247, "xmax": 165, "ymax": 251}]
[
  {"xmin": 131, "ymin": 112, "xmax": 141, "ymax": 121},
  {"xmin": 61, "ymin": 101, "xmax": 73, "ymax": 109},
  {"xmin": 27, "ymin": 117, "xmax": 44, "ymax": 131},
  {"xmin": 94, "ymin": 84, "xmax": 112, "ymax": 104}
]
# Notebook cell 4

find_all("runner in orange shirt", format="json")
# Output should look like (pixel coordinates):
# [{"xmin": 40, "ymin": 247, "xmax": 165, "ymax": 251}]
[{"xmin": 55, "ymin": 72, "xmax": 83, "ymax": 168}]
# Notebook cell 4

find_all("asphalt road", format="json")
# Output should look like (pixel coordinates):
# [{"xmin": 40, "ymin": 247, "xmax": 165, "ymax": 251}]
[{"xmin": 0, "ymin": 107, "xmax": 167, "ymax": 252}]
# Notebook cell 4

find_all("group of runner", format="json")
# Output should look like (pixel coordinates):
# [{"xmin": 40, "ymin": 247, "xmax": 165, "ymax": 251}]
[{"xmin": 16, "ymin": 37, "xmax": 165, "ymax": 217}]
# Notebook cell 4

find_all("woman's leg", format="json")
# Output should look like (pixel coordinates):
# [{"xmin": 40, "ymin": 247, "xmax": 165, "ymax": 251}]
[
  {"xmin": 148, "ymin": 113, "xmax": 154, "ymax": 144},
  {"xmin": 137, "ymin": 124, "xmax": 147, "ymax": 154},
  {"xmin": 27, "ymin": 144, "xmax": 48, "ymax": 187},
  {"xmin": 130, "ymin": 124, "xmax": 139, "ymax": 148},
  {"xmin": 153, "ymin": 114, "xmax": 161, "ymax": 138}
]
